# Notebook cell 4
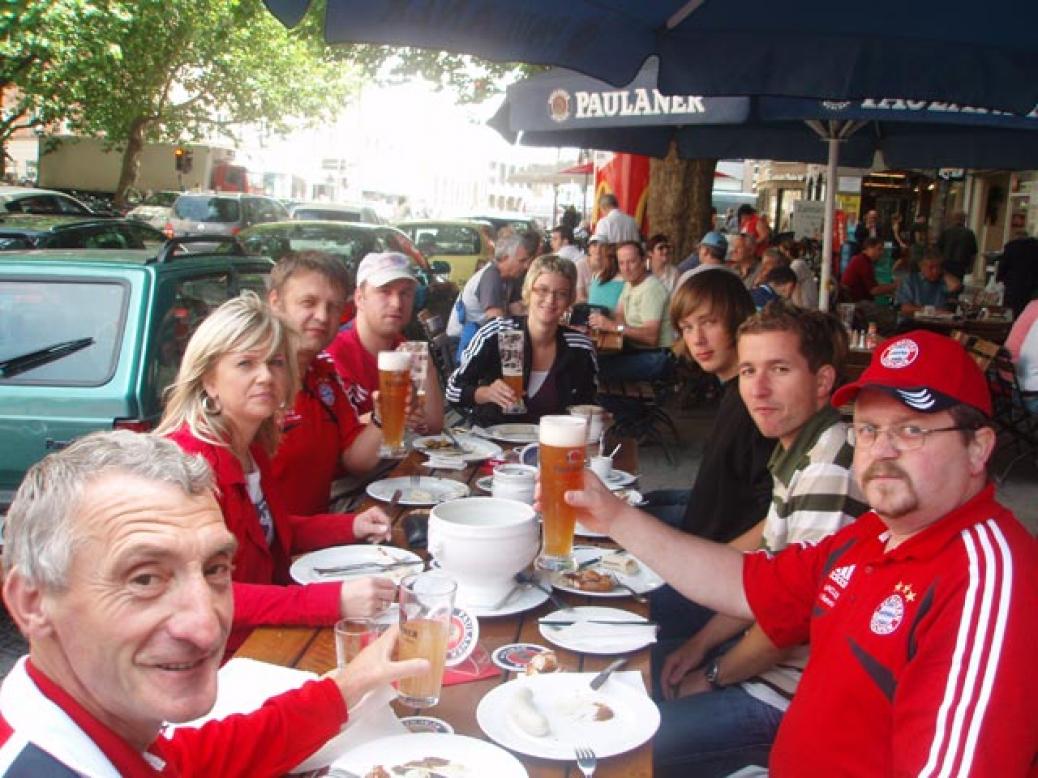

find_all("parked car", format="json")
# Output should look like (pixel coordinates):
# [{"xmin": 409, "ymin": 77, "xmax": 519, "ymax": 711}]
[
  {"xmin": 394, "ymin": 219, "xmax": 494, "ymax": 284},
  {"xmin": 166, "ymin": 191, "xmax": 288, "ymax": 239},
  {"xmin": 288, "ymin": 201, "xmax": 382, "ymax": 224},
  {"xmin": 0, "ymin": 185, "xmax": 97, "ymax": 216},
  {"xmin": 238, "ymin": 220, "xmax": 457, "ymax": 327},
  {"xmin": 0, "ymin": 236, "xmax": 273, "ymax": 514},
  {"xmin": 0, "ymin": 214, "xmax": 166, "ymax": 251},
  {"xmin": 126, "ymin": 190, "xmax": 181, "ymax": 229},
  {"xmin": 453, "ymin": 212, "xmax": 544, "ymax": 240}
]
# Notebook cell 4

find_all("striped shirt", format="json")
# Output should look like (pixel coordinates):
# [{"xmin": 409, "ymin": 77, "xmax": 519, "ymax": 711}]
[{"xmin": 741, "ymin": 405, "xmax": 868, "ymax": 711}]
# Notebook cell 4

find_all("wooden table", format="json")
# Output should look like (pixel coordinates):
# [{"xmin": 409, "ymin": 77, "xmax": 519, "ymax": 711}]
[{"xmin": 236, "ymin": 434, "xmax": 653, "ymax": 778}]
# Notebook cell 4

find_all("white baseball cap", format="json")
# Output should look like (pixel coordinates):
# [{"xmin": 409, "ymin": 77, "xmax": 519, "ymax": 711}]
[{"xmin": 356, "ymin": 252, "xmax": 417, "ymax": 288}]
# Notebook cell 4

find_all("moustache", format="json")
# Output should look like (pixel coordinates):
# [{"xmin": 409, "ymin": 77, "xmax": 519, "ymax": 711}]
[{"xmin": 862, "ymin": 462, "xmax": 908, "ymax": 483}]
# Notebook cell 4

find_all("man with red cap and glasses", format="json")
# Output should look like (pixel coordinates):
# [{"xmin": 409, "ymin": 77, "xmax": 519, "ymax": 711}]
[{"xmin": 556, "ymin": 329, "xmax": 1038, "ymax": 775}]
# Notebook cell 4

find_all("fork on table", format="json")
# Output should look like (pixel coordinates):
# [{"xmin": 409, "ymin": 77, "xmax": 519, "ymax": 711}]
[{"xmin": 574, "ymin": 745, "xmax": 597, "ymax": 777}]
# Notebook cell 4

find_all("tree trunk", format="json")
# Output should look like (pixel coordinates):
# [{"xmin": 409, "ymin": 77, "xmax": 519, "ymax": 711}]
[
  {"xmin": 647, "ymin": 143, "xmax": 717, "ymax": 262},
  {"xmin": 114, "ymin": 118, "xmax": 148, "ymax": 210}
]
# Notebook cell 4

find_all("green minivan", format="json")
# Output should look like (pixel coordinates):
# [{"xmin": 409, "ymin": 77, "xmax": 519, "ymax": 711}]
[{"xmin": 0, "ymin": 237, "xmax": 273, "ymax": 514}]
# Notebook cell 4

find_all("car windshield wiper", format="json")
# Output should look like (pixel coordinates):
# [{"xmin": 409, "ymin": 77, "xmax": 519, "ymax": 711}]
[{"xmin": 0, "ymin": 337, "xmax": 95, "ymax": 378}]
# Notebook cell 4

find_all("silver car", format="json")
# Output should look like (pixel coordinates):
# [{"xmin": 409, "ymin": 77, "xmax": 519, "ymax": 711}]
[{"xmin": 167, "ymin": 192, "xmax": 288, "ymax": 238}]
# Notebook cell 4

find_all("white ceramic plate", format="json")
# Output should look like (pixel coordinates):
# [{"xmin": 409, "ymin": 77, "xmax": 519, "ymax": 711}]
[
  {"xmin": 426, "ymin": 560, "xmax": 550, "ymax": 618},
  {"xmin": 467, "ymin": 576, "xmax": 551, "ymax": 618},
  {"xmin": 604, "ymin": 468, "xmax": 637, "ymax": 488},
  {"xmin": 335, "ymin": 733, "xmax": 528, "ymax": 778},
  {"xmin": 289, "ymin": 544, "xmax": 424, "ymax": 584},
  {"xmin": 484, "ymin": 423, "xmax": 540, "ymax": 443},
  {"xmin": 476, "ymin": 673, "xmax": 660, "ymax": 760},
  {"xmin": 366, "ymin": 475, "xmax": 470, "ymax": 505},
  {"xmin": 413, "ymin": 434, "xmax": 503, "ymax": 462},
  {"xmin": 537, "ymin": 605, "xmax": 657, "ymax": 655},
  {"xmin": 551, "ymin": 547, "xmax": 664, "ymax": 598}
]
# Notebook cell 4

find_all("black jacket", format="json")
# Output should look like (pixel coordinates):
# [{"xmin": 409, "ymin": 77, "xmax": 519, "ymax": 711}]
[{"xmin": 445, "ymin": 316, "xmax": 598, "ymax": 426}]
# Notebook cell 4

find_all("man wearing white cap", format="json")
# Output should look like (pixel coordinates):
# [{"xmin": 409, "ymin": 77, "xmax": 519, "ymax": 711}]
[
  {"xmin": 328, "ymin": 252, "xmax": 444, "ymax": 434},
  {"xmin": 554, "ymin": 329, "xmax": 1038, "ymax": 776}
]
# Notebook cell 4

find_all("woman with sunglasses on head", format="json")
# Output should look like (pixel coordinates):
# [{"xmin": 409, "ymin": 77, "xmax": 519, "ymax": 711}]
[
  {"xmin": 155, "ymin": 292, "xmax": 395, "ymax": 656},
  {"xmin": 445, "ymin": 254, "xmax": 598, "ymax": 426}
]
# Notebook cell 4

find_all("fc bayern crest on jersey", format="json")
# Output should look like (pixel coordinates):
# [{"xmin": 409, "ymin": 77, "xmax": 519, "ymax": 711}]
[
  {"xmin": 880, "ymin": 338, "xmax": 920, "ymax": 369},
  {"xmin": 318, "ymin": 381, "xmax": 336, "ymax": 407},
  {"xmin": 870, "ymin": 593, "xmax": 905, "ymax": 635}
]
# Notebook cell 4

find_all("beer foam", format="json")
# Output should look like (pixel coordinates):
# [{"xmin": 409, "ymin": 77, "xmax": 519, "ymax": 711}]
[
  {"xmin": 539, "ymin": 415, "xmax": 588, "ymax": 447},
  {"xmin": 378, "ymin": 350, "xmax": 412, "ymax": 371}
]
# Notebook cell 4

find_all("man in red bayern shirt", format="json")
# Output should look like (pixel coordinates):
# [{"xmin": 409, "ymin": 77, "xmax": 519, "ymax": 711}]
[
  {"xmin": 562, "ymin": 329, "xmax": 1038, "ymax": 776},
  {"xmin": 328, "ymin": 252, "xmax": 444, "ymax": 433},
  {"xmin": 0, "ymin": 431, "xmax": 425, "ymax": 777},
  {"xmin": 267, "ymin": 252, "xmax": 385, "ymax": 516}
]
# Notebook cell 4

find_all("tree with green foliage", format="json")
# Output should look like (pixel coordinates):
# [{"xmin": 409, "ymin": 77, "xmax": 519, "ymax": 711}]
[
  {"xmin": 11, "ymin": 0, "xmax": 356, "ymax": 206},
  {"xmin": 0, "ymin": 0, "xmax": 86, "ymax": 178}
]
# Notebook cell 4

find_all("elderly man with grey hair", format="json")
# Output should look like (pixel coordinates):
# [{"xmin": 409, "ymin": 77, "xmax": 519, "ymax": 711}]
[
  {"xmin": 0, "ymin": 430, "xmax": 425, "ymax": 777},
  {"xmin": 447, "ymin": 230, "xmax": 540, "ymax": 359}
]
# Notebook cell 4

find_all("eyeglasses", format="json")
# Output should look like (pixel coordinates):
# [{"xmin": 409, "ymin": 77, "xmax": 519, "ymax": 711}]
[
  {"xmin": 847, "ymin": 423, "xmax": 971, "ymax": 451},
  {"xmin": 531, "ymin": 286, "xmax": 570, "ymax": 302}
]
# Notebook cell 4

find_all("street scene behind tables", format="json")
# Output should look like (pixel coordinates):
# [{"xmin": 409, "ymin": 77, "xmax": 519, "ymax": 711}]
[{"xmin": 2, "ymin": 3, "xmax": 1038, "ymax": 776}]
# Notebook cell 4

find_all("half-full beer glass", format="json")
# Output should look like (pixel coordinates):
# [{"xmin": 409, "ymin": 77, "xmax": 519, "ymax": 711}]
[
  {"xmin": 399, "ymin": 341, "xmax": 429, "ymax": 398},
  {"xmin": 378, "ymin": 350, "xmax": 411, "ymax": 458},
  {"xmin": 536, "ymin": 415, "xmax": 587, "ymax": 571},
  {"xmin": 396, "ymin": 572, "xmax": 456, "ymax": 708},
  {"xmin": 498, "ymin": 329, "xmax": 526, "ymax": 414}
]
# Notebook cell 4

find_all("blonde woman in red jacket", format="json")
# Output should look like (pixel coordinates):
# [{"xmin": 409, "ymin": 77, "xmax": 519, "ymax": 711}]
[{"xmin": 156, "ymin": 292, "xmax": 395, "ymax": 656}]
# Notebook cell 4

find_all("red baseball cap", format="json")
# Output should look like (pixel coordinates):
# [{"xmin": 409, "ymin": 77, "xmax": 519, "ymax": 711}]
[{"xmin": 831, "ymin": 330, "xmax": 992, "ymax": 416}]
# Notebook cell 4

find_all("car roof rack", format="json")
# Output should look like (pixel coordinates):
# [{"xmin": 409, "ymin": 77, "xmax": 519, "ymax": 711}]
[{"xmin": 153, "ymin": 235, "xmax": 246, "ymax": 264}]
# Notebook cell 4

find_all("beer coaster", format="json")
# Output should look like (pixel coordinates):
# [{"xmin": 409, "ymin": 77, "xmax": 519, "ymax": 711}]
[
  {"xmin": 491, "ymin": 643, "xmax": 553, "ymax": 673},
  {"xmin": 444, "ymin": 606, "xmax": 479, "ymax": 667},
  {"xmin": 400, "ymin": 715, "xmax": 454, "ymax": 735}
]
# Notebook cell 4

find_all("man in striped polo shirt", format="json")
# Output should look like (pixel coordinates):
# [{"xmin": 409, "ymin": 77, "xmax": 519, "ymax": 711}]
[
  {"xmin": 564, "ymin": 329, "xmax": 1038, "ymax": 777},
  {"xmin": 654, "ymin": 302, "xmax": 869, "ymax": 775}
]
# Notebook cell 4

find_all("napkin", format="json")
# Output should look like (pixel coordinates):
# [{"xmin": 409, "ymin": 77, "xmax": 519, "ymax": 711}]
[
  {"xmin": 442, "ymin": 643, "xmax": 501, "ymax": 686},
  {"xmin": 170, "ymin": 658, "xmax": 406, "ymax": 772},
  {"xmin": 550, "ymin": 621, "xmax": 658, "ymax": 653},
  {"xmin": 423, "ymin": 453, "xmax": 467, "ymax": 470}
]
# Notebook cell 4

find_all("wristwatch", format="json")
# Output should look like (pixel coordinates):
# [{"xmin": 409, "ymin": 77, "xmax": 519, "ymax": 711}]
[
  {"xmin": 704, "ymin": 657, "xmax": 724, "ymax": 689},
  {"xmin": 616, "ymin": 324, "xmax": 626, "ymax": 335}
]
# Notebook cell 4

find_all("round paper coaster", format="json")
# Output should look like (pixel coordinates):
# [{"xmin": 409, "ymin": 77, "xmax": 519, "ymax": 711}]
[
  {"xmin": 400, "ymin": 715, "xmax": 454, "ymax": 734},
  {"xmin": 490, "ymin": 642, "xmax": 552, "ymax": 673},
  {"xmin": 444, "ymin": 606, "xmax": 479, "ymax": 667}
]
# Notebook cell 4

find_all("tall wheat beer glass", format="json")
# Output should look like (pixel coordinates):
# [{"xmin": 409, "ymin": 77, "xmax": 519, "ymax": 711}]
[
  {"xmin": 396, "ymin": 572, "xmax": 456, "ymax": 708},
  {"xmin": 378, "ymin": 350, "xmax": 411, "ymax": 458},
  {"xmin": 536, "ymin": 415, "xmax": 587, "ymax": 571},
  {"xmin": 498, "ymin": 329, "xmax": 526, "ymax": 414},
  {"xmin": 399, "ymin": 341, "xmax": 429, "ymax": 397}
]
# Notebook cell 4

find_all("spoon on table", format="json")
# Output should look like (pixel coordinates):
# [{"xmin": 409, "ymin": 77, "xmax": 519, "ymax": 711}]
[{"xmin": 515, "ymin": 570, "xmax": 572, "ymax": 612}]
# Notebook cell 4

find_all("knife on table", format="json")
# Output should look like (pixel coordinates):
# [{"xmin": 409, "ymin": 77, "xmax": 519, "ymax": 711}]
[{"xmin": 590, "ymin": 657, "xmax": 628, "ymax": 690}]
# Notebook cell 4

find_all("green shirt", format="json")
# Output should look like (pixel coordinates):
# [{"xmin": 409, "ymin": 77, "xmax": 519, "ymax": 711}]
[{"xmin": 618, "ymin": 275, "xmax": 674, "ymax": 348}]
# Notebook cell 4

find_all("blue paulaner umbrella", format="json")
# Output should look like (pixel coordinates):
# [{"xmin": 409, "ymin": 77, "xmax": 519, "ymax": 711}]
[
  {"xmin": 488, "ymin": 61, "xmax": 1038, "ymax": 307},
  {"xmin": 264, "ymin": 0, "xmax": 1038, "ymax": 114}
]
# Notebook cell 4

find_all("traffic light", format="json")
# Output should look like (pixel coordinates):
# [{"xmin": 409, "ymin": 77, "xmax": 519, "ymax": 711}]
[{"xmin": 174, "ymin": 146, "xmax": 193, "ymax": 173}]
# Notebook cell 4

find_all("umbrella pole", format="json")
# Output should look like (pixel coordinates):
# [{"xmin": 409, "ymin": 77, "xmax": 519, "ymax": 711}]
[{"xmin": 819, "ymin": 135, "xmax": 839, "ymax": 311}]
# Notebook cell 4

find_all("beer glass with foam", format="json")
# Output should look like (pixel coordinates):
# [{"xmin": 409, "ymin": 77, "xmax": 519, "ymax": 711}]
[
  {"xmin": 396, "ymin": 572, "xmax": 457, "ymax": 707},
  {"xmin": 536, "ymin": 415, "xmax": 587, "ymax": 571},
  {"xmin": 498, "ymin": 329, "xmax": 526, "ymax": 414},
  {"xmin": 378, "ymin": 350, "xmax": 411, "ymax": 458}
]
